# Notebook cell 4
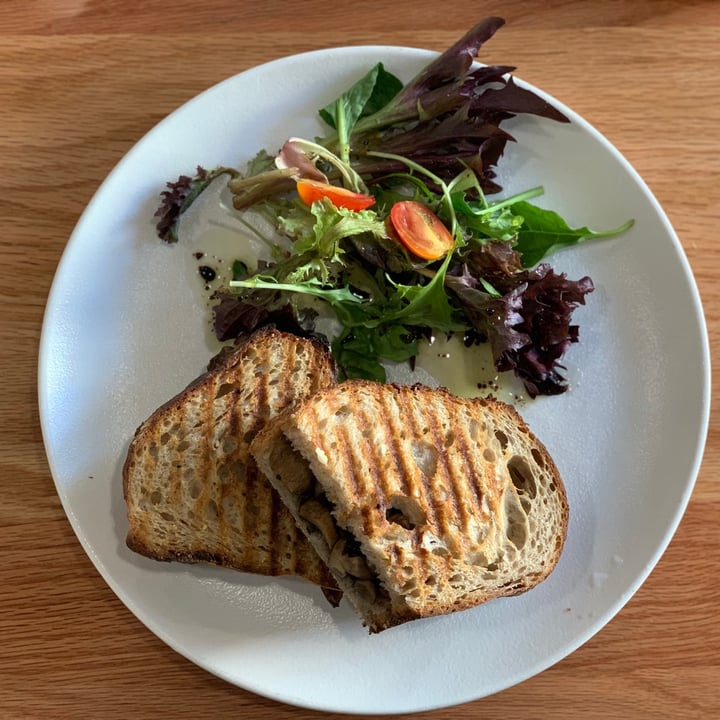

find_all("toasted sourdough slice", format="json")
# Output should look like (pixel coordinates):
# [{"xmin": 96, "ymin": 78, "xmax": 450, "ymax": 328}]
[
  {"xmin": 122, "ymin": 326, "xmax": 338, "ymax": 591},
  {"xmin": 251, "ymin": 380, "xmax": 568, "ymax": 632}
]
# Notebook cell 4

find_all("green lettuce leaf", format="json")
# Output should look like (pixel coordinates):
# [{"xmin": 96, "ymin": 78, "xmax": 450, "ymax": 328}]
[
  {"xmin": 287, "ymin": 198, "xmax": 389, "ymax": 282},
  {"xmin": 332, "ymin": 323, "xmax": 418, "ymax": 382}
]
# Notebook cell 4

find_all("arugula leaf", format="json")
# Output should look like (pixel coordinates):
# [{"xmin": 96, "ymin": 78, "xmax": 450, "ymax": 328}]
[
  {"xmin": 319, "ymin": 63, "xmax": 402, "ymax": 164},
  {"xmin": 385, "ymin": 253, "xmax": 468, "ymax": 332},
  {"xmin": 229, "ymin": 274, "xmax": 363, "ymax": 308},
  {"xmin": 319, "ymin": 63, "xmax": 402, "ymax": 131},
  {"xmin": 512, "ymin": 201, "xmax": 635, "ymax": 267},
  {"xmin": 359, "ymin": 65, "xmax": 404, "ymax": 118}
]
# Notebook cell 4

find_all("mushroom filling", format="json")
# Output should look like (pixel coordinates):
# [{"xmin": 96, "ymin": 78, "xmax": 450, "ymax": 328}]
[{"xmin": 274, "ymin": 437, "xmax": 388, "ymax": 604}]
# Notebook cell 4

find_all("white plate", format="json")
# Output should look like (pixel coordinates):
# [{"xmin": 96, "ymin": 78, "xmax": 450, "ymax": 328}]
[{"xmin": 38, "ymin": 46, "xmax": 710, "ymax": 713}]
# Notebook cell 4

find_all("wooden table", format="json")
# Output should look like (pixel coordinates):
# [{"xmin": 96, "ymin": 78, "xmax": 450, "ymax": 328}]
[{"xmin": 2, "ymin": 1, "xmax": 718, "ymax": 717}]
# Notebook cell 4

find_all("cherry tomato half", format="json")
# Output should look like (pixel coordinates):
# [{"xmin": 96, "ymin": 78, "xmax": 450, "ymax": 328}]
[
  {"xmin": 389, "ymin": 200, "xmax": 455, "ymax": 260},
  {"xmin": 296, "ymin": 179, "xmax": 376, "ymax": 211}
]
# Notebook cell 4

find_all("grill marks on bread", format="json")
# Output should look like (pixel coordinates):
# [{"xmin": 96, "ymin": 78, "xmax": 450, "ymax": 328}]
[
  {"xmin": 321, "ymin": 390, "xmax": 500, "ymax": 556},
  {"xmin": 252, "ymin": 380, "xmax": 568, "ymax": 632},
  {"xmin": 124, "ymin": 329, "xmax": 568, "ymax": 632},
  {"xmin": 122, "ymin": 327, "xmax": 338, "ymax": 589}
]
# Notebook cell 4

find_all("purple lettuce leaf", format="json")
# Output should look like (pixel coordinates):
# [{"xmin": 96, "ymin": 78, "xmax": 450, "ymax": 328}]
[
  {"xmin": 344, "ymin": 17, "xmax": 568, "ymax": 193},
  {"xmin": 362, "ymin": 104, "xmax": 511, "ymax": 156},
  {"xmin": 155, "ymin": 166, "xmax": 237, "ymax": 243},
  {"xmin": 446, "ymin": 244, "xmax": 593, "ymax": 396},
  {"xmin": 212, "ymin": 291, "xmax": 316, "ymax": 342},
  {"xmin": 470, "ymin": 75, "xmax": 569, "ymax": 124},
  {"xmin": 352, "ymin": 135, "xmax": 507, "ymax": 192},
  {"xmin": 353, "ymin": 17, "xmax": 507, "ymax": 133}
]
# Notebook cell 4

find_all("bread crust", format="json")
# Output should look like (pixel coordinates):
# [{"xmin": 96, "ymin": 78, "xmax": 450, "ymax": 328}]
[
  {"xmin": 122, "ymin": 327, "xmax": 338, "ymax": 589},
  {"xmin": 252, "ymin": 380, "xmax": 568, "ymax": 631}
]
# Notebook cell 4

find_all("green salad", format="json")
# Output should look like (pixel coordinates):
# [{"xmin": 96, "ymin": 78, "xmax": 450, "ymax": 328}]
[{"xmin": 154, "ymin": 17, "xmax": 632, "ymax": 397}]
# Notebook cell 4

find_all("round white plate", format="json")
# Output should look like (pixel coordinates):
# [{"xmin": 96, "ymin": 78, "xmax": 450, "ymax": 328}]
[{"xmin": 38, "ymin": 46, "xmax": 710, "ymax": 714}]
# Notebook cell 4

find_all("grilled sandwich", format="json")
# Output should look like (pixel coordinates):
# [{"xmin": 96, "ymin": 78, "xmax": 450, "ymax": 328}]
[
  {"xmin": 122, "ymin": 326, "xmax": 339, "ymax": 592},
  {"xmin": 251, "ymin": 380, "xmax": 568, "ymax": 632}
]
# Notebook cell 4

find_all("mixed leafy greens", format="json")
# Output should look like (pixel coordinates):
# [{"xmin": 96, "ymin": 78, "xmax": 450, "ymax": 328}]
[{"xmin": 154, "ymin": 17, "xmax": 633, "ymax": 397}]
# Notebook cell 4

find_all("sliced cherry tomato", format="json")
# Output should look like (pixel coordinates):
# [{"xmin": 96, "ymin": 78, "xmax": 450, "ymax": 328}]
[
  {"xmin": 389, "ymin": 200, "xmax": 455, "ymax": 260},
  {"xmin": 296, "ymin": 179, "xmax": 376, "ymax": 211}
]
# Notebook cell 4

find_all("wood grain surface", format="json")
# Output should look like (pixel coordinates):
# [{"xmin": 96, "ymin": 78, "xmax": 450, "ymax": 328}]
[{"xmin": 2, "ymin": 1, "xmax": 719, "ymax": 718}]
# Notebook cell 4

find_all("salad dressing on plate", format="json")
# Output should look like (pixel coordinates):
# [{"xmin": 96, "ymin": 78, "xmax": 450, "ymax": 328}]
[{"xmin": 395, "ymin": 333, "xmax": 526, "ymax": 403}]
